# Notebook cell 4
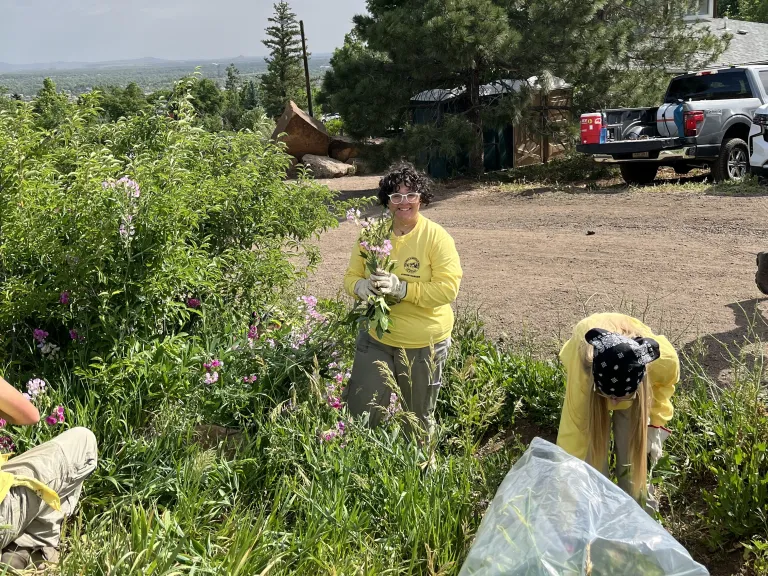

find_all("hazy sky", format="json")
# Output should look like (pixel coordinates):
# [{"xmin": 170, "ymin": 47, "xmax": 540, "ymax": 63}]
[{"xmin": 0, "ymin": 0, "xmax": 368, "ymax": 64}]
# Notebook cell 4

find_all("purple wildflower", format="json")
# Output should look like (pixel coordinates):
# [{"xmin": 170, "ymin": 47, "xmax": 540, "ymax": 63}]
[
  {"xmin": 187, "ymin": 298, "xmax": 201, "ymax": 309},
  {"xmin": 0, "ymin": 436, "xmax": 15, "ymax": 453},
  {"xmin": 45, "ymin": 415, "xmax": 57, "ymax": 426},
  {"xmin": 59, "ymin": 291, "xmax": 70, "ymax": 305},
  {"xmin": 203, "ymin": 359, "xmax": 223, "ymax": 372},
  {"xmin": 247, "ymin": 325, "xmax": 258, "ymax": 340},
  {"xmin": 33, "ymin": 329, "xmax": 48, "ymax": 343}
]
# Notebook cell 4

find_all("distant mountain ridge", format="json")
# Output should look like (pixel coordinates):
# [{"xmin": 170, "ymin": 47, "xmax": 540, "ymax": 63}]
[{"xmin": 0, "ymin": 54, "xmax": 333, "ymax": 74}]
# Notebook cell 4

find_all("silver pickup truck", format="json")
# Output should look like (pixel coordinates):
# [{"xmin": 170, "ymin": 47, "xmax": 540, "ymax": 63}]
[{"xmin": 576, "ymin": 65, "xmax": 768, "ymax": 185}]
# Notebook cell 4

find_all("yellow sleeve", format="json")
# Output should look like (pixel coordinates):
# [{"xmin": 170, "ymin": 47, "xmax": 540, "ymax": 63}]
[
  {"xmin": 556, "ymin": 334, "xmax": 591, "ymax": 461},
  {"xmin": 402, "ymin": 230, "xmax": 462, "ymax": 308},
  {"xmin": 343, "ymin": 238, "xmax": 367, "ymax": 299},
  {"xmin": 647, "ymin": 334, "xmax": 679, "ymax": 428}
]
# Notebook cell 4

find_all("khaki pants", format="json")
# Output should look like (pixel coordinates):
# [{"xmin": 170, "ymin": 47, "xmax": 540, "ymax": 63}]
[
  {"xmin": 590, "ymin": 409, "xmax": 657, "ymax": 513},
  {"xmin": 0, "ymin": 427, "xmax": 98, "ymax": 551},
  {"xmin": 343, "ymin": 331, "xmax": 450, "ymax": 436}
]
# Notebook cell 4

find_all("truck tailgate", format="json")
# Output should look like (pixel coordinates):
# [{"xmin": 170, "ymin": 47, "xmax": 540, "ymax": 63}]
[{"xmin": 576, "ymin": 137, "xmax": 681, "ymax": 156}]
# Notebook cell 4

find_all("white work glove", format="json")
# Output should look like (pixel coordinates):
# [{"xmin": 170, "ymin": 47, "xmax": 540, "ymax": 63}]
[
  {"xmin": 370, "ymin": 269, "xmax": 407, "ymax": 300},
  {"xmin": 647, "ymin": 425, "xmax": 671, "ymax": 466},
  {"xmin": 354, "ymin": 278, "xmax": 377, "ymax": 301}
]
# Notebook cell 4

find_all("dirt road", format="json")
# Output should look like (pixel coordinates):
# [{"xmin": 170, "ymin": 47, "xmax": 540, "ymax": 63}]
[{"xmin": 308, "ymin": 174, "xmax": 768, "ymax": 374}]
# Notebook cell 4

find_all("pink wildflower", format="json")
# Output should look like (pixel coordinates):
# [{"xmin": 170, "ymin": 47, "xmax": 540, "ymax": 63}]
[
  {"xmin": 186, "ymin": 298, "xmax": 201, "ymax": 309},
  {"xmin": 247, "ymin": 325, "xmax": 258, "ymax": 340},
  {"xmin": 0, "ymin": 436, "xmax": 15, "ymax": 453},
  {"xmin": 0, "ymin": 419, "xmax": 6, "ymax": 428},
  {"xmin": 204, "ymin": 371, "xmax": 219, "ymax": 385},
  {"xmin": 45, "ymin": 415, "xmax": 57, "ymax": 426}
]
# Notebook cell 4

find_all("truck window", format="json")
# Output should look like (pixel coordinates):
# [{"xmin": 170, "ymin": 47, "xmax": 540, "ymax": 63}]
[
  {"xmin": 760, "ymin": 70, "xmax": 768, "ymax": 95},
  {"xmin": 665, "ymin": 70, "xmax": 755, "ymax": 102}
]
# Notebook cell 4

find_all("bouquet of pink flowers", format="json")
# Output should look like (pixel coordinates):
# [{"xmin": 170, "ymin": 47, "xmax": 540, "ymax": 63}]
[{"xmin": 346, "ymin": 209, "xmax": 397, "ymax": 339}]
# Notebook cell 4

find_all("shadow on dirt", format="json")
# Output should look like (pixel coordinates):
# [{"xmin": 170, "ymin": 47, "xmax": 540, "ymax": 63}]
[{"xmin": 680, "ymin": 297, "xmax": 768, "ymax": 386}]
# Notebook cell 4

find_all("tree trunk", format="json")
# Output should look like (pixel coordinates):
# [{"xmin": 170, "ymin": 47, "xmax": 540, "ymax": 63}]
[{"xmin": 467, "ymin": 66, "xmax": 484, "ymax": 176}]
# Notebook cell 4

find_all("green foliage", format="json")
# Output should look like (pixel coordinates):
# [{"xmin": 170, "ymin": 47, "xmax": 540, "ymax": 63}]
[
  {"xmin": 32, "ymin": 77, "xmax": 72, "ymax": 130},
  {"xmin": 0, "ymin": 86, "xmax": 340, "ymax": 371},
  {"xmin": 324, "ymin": 117, "xmax": 344, "ymax": 136},
  {"xmin": 190, "ymin": 77, "xmax": 224, "ymax": 118},
  {"xmin": 736, "ymin": 0, "xmax": 768, "ymax": 22},
  {"xmin": 260, "ymin": 1, "xmax": 309, "ymax": 118},
  {"xmin": 240, "ymin": 79, "xmax": 260, "ymax": 111},
  {"xmin": 719, "ymin": 0, "xmax": 768, "ymax": 21},
  {"xmin": 93, "ymin": 82, "xmax": 150, "ymax": 122}
]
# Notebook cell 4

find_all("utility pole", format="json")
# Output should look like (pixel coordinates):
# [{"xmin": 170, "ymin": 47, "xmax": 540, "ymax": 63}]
[{"xmin": 300, "ymin": 20, "xmax": 313, "ymax": 117}]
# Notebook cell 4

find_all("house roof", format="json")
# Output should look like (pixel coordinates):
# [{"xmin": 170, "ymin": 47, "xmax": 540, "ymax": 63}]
[
  {"xmin": 410, "ymin": 76, "xmax": 571, "ymax": 103},
  {"xmin": 701, "ymin": 18, "xmax": 768, "ymax": 67}
]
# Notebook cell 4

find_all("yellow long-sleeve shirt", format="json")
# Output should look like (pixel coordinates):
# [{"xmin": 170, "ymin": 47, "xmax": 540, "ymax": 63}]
[
  {"xmin": 556, "ymin": 313, "xmax": 679, "ymax": 460},
  {"xmin": 344, "ymin": 214, "xmax": 462, "ymax": 348}
]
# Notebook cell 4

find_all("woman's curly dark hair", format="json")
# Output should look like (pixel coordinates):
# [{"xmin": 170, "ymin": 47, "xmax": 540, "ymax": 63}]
[{"xmin": 377, "ymin": 162, "xmax": 434, "ymax": 207}]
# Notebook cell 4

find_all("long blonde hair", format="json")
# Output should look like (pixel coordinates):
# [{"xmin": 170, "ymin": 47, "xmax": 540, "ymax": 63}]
[{"xmin": 580, "ymin": 318, "xmax": 652, "ymax": 501}]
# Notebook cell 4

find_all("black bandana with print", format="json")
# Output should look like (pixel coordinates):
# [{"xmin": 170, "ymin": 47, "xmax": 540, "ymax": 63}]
[{"xmin": 585, "ymin": 328, "xmax": 661, "ymax": 398}]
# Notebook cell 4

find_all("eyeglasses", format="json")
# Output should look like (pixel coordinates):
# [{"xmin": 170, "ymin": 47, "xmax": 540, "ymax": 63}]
[{"xmin": 388, "ymin": 192, "xmax": 421, "ymax": 205}]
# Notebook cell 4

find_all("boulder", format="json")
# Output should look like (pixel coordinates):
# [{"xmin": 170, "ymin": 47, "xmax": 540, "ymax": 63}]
[
  {"xmin": 302, "ymin": 154, "xmax": 357, "ymax": 178},
  {"xmin": 329, "ymin": 135, "xmax": 360, "ymax": 163},
  {"xmin": 272, "ymin": 101, "xmax": 330, "ymax": 158}
]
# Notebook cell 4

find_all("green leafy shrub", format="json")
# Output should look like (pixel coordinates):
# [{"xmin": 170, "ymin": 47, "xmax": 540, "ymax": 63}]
[{"xmin": 0, "ymin": 86, "xmax": 342, "ymax": 380}]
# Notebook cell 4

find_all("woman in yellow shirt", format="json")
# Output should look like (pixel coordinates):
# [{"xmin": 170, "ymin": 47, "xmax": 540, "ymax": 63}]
[
  {"xmin": 343, "ymin": 163, "xmax": 462, "ymax": 437},
  {"xmin": 556, "ymin": 313, "xmax": 679, "ymax": 509}
]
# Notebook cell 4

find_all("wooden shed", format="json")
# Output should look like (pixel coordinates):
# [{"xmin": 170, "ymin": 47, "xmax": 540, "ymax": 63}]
[{"xmin": 410, "ymin": 77, "xmax": 572, "ymax": 178}]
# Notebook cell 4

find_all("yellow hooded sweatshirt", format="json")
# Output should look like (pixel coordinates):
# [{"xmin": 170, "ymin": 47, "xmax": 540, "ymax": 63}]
[{"xmin": 556, "ymin": 313, "xmax": 679, "ymax": 460}]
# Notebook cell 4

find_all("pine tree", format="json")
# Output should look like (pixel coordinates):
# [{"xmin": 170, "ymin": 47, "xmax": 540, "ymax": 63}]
[
  {"xmin": 241, "ymin": 80, "xmax": 260, "ymax": 110},
  {"xmin": 260, "ymin": 1, "xmax": 307, "ymax": 118},
  {"xmin": 321, "ymin": 0, "xmax": 727, "ymax": 175}
]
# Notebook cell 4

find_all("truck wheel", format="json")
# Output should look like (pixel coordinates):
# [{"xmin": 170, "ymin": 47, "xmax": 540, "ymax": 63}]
[
  {"xmin": 712, "ymin": 138, "xmax": 749, "ymax": 182},
  {"xmin": 619, "ymin": 163, "xmax": 659, "ymax": 185}
]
